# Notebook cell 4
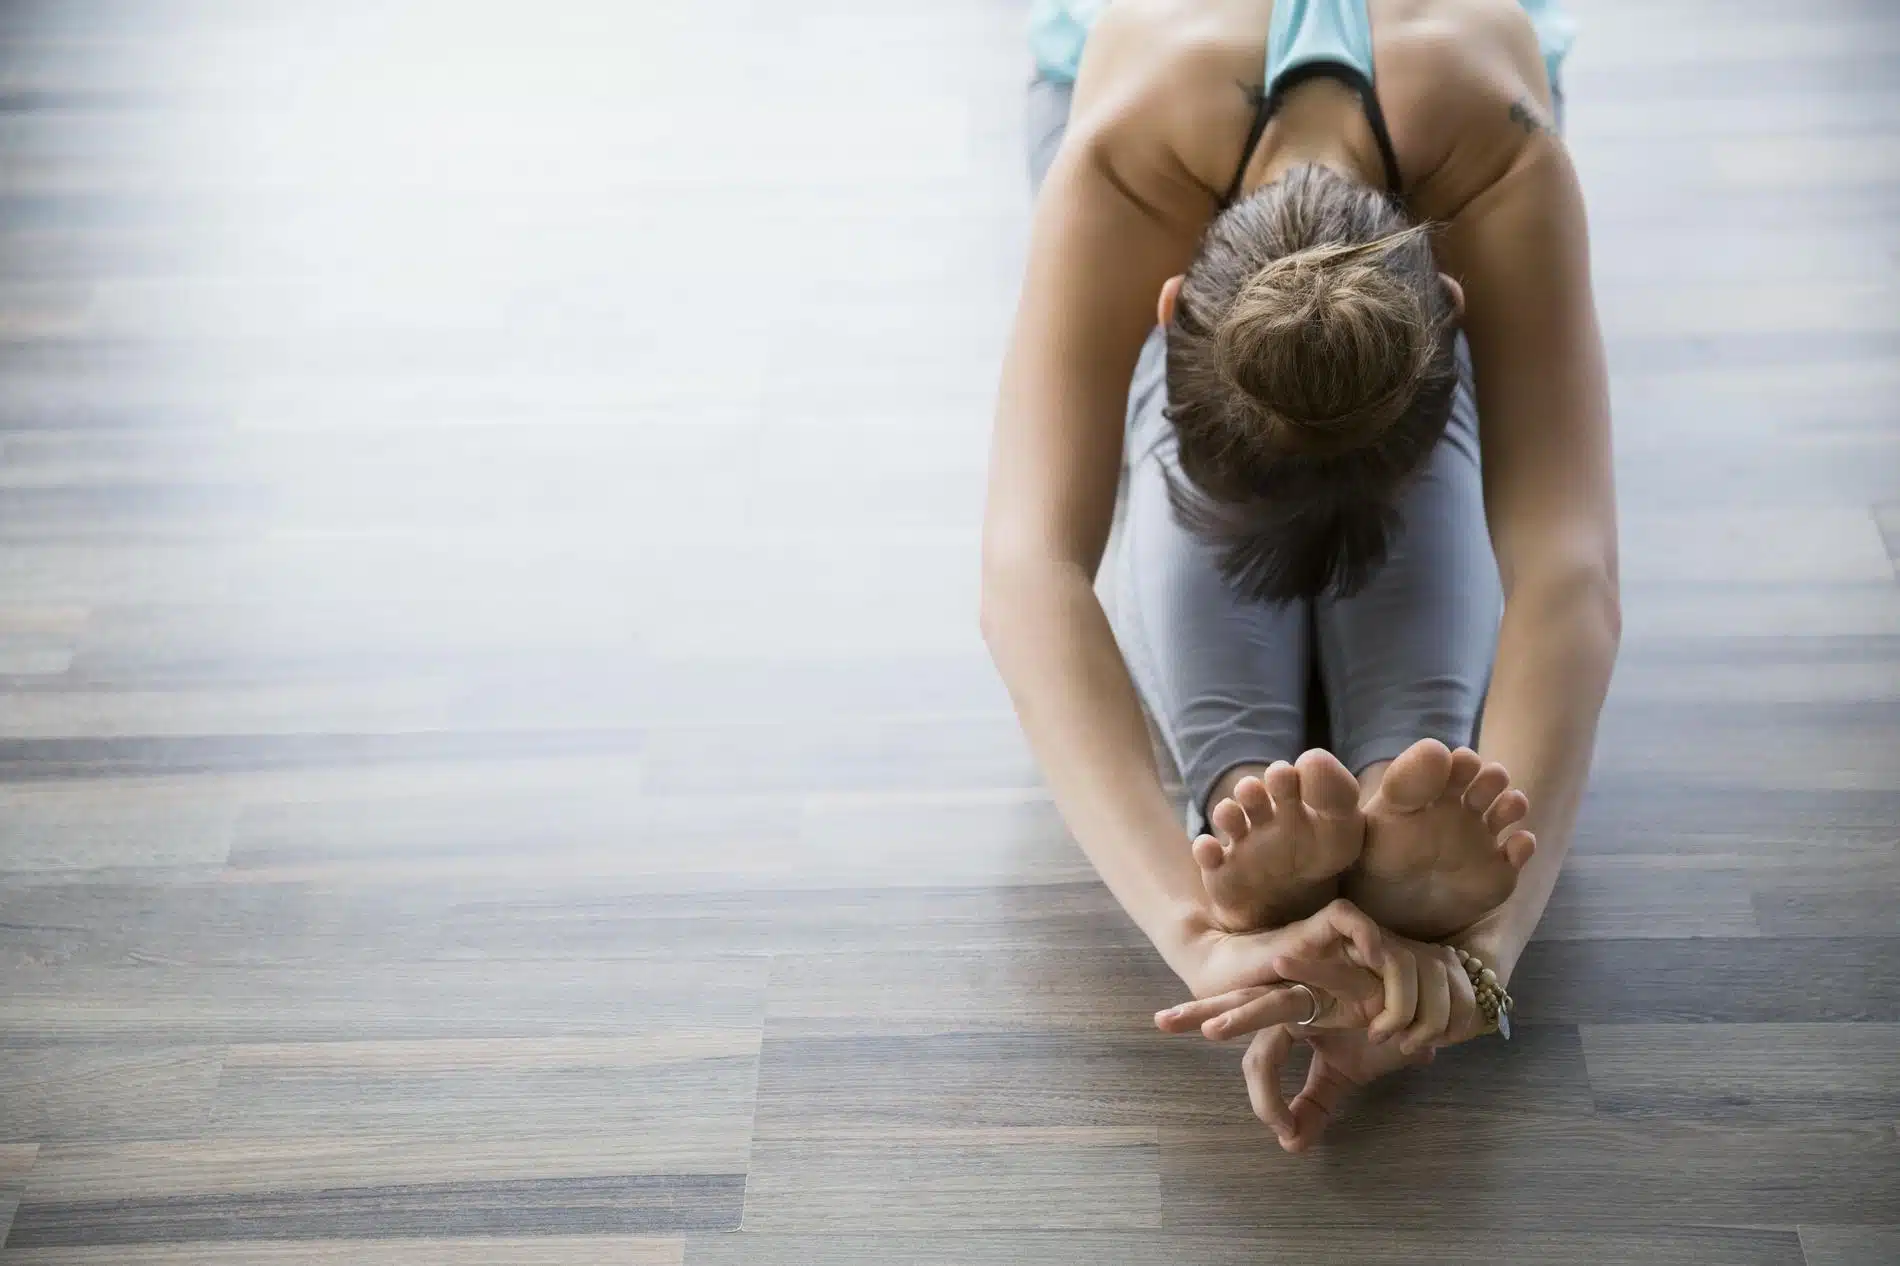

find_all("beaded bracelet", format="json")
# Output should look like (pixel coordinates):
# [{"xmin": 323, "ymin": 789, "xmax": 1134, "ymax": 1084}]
[{"xmin": 1453, "ymin": 947, "xmax": 1515, "ymax": 1040}]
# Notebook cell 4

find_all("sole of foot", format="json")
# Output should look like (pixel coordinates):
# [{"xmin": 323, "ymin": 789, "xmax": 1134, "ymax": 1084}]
[
  {"xmin": 1343, "ymin": 738, "xmax": 1535, "ymax": 942},
  {"xmin": 1194, "ymin": 748, "xmax": 1366, "ymax": 932}
]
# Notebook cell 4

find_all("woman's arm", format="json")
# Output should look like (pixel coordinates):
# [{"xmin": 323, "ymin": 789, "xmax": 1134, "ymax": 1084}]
[
  {"xmin": 1438, "ymin": 101, "xmax": 1621, "ymax": 985},
  {"xmin": 982, "ymin": 86, "xmax": 1221, "ymax": 981}
]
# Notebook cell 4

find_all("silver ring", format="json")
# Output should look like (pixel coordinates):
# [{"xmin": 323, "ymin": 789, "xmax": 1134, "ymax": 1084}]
[{"xmin": 1287, "ymin": 982, "xmax": 1321, "ymax": 1027}]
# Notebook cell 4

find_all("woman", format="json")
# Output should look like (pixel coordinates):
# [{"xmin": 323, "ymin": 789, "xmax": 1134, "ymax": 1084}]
[{"xmin": 980, "ymin": 0, "xmax": 1619, "ymax": 1151}]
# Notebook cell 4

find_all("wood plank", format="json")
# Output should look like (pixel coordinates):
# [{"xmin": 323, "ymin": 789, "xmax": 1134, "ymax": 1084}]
[
  {"xmin": 1799, "ymin": 1226, "xmax": 1900, "ymax": 1266},
  {"xmin": 0, "ymin": 1242, "xmax": 685, "ymax": 1266},
  {"xmin": 0, "ymin": 1046, "xmax": 223, "ymax": 1142},
  {"xmin": 229, "ymin": 786, "xmax": 1086, "ymax": 891},
  {"xmin": 1534, "ymin": 864, "xmax": 1761, "ymax": 940},
  {"xmin": 0, "ymin": 782, "xmax": 234, "ymax": 874},
  {"xmin": 205, "ymin": 1035, "xmax": 757, "ymax": 1155},
  {"xmin": 739, "ymin": 1129, "xmax": 1159, "ymax": 1234},
  {"xmin": 0, "ymin": 603, "xmax": 85, "ymax": 677},
  {"xmin": 0, "ymin": 958, "xmax": 768, "ymax": 1042},
  {"xmin": 1160, "ymin": 1115, "xmax": 1899, "ymax": 1229},
  {"xmin": 1, "ymin": 1144, "xmax": 40, "ymax": 1251},
  {"xmin": 1752, "ymin": 844, "xmax": 1900, "ymax": 936},
  {"xmin": 763, "ymin": 948, "xmax": 1179, "ymax": 1039},
  {"xmin": 1581, "ymin": 1025, "xmax": 1900, "ymax": 1122},
  {"xmin": 0, "ymin": 882, "xmax": 429, "ymax": 969},
  {"xmin": 0, "ymin": 728, "xmax": 647, "ymax": 783},
  {"xmin": 1570, "ymin": 776, "xmax": 1900, "ymax": 853},
  {"xmin": 1874, "ymin": 501, "xmax": 1900, "ymax": 563},
  {"xmin": 0, "ymin": 878, "xmax": 1149, "ymax": 967},
  {"xmin": 753, "ymin": 1022, "xmax": 1593, "ymax": 1135},
  {"xmin": 684, "ymin": 1230, "xmax": 1805, "ymax": 1266},
  {"xmin": 10, "ymin": 1137, "xmax": 742, "ymax": 1247},
  {"xmin": 1512, "ymin": 938, "xmax": 1900, "ymax": 1024}
]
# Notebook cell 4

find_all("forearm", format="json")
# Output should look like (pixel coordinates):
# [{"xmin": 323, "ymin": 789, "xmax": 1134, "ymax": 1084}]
[
  {"xmin": 1462, "ymin": 571, "xmax": 1621, "ymax": 983},
  {"xmin": 981, "ymin": 558, "xmax": 1216, "ymax": 981}
]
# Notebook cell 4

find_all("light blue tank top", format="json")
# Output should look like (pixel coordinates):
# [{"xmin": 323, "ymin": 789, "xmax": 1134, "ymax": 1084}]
[{"xmin": 1029, "ymin": 0, "xmax": 1575, "ymax": 96}]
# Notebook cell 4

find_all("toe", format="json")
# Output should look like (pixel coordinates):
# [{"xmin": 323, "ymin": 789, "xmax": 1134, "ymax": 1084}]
[
  {"xmin": 1377, "ymin": 738, "xmax": 1452, "ymax": 812},
  {"xmin": 1210, "ymin": 797, "xmax": 1250, "ymax": 845},
  {"xmin": 1263, "ymin": 760, "xmax": 1301, "ymax": 807},
  {"xmin": 1445, "ymin": 746, "xmax": 1483, "ymax": 799},
  {"xmin": 1192, "ymin": 833, "xmax": 1228, "ymax": 873},
  {"xmin": 1484, "ymin": 788, "xmax": 1530, "ymax": 835},
  {"xmin": 1500, "ymin": 828, "xmax": 1536, "ymax": 870},
  {"xmin": 1235, "ymin": 776, "xmax": 1273, "ymax": 825},
  {"xmin": 1463, "ymin": 762, "xmax": 1511, "ymax": 813},
  {"xmin": 1295, "ymin": 748, "xmax": 1360, "ymax": 817}
]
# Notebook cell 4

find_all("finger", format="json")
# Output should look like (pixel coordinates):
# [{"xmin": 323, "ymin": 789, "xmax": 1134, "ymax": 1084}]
[
  {"xmin": 1312, "ymin": 898, "xmax": 1387, "ymax": 975},
  {"xmin": 1201, "ymin": 984, "xmax": 1327, "ymax": 1042},
  {"xmin": 1243, "ymin": 1026, "xmax": 1299, "ymax": 1141},
  {"xmin": 1234, "ymin": 775, "xmax": 1273, "ymax": 825},
  {"xmin": 1270, "ymin": 953, "xmax": 1380, "ymax": 1024},
  {"xmin": 1368, "ymin": 943, "xmax": 1417, "ymax": 1044},
  {"xmin": 1402, "ymin": 952, "xmax": 1451, "ymax": 1054},
  {"xmin": 1155, "ymin": 988, "xmax": 1272, "ymax": 1034},
  {"xmin": 1284, "ymin": 1049, "xmax": 1352, "ymax": 1153}
]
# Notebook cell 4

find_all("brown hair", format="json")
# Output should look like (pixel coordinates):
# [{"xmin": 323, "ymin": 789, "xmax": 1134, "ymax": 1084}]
[{"xmin": 1164, "ymin": 163, "xmax": 1460, "ymax": 600}]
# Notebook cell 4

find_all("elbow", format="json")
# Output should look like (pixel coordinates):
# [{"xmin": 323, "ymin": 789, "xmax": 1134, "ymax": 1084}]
[
  {"xmin": 979, "ymin": 539, "xmax": 1081, "ymax": 657},
  {"xmin": 978, "ymin": 575, "xmax": 1007, "ymax": 652},
  {"xmin": 1584, "ymin": 559, "xmax": 1622, "ymax": 651},
  {"xmin": 1567, "ymin": 558, "xmax": 1622, "ymax": 652},
  {"xmin": 1505, "ymin": 554, "xmax": 1622, "ymax": 660},
  {"xmin": 978, "ymin": 544, "xmax": 1027, "ymax": 655}
]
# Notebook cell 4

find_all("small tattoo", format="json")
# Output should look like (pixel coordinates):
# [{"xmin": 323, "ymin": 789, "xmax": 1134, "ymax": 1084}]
[{"xmin": 1508, "ymin": 98, "xmax": 1553, "ymax": 137}]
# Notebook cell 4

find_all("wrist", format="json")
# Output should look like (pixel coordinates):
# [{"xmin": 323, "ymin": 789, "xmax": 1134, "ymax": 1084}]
[
  {"xmin": 1452, "ymin": 917, "xmax": 1526, "ymax": 989},
  {"xmin": 1155, "ymin": 900, "xmax": 1225, "ymax": 992}
]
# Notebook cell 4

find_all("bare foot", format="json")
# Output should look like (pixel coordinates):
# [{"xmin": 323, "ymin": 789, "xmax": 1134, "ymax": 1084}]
[
  {"xmin": 1344, "ymin": 739, "xmax": 1536, "ymax": 941},
  {"xmin": 1194, "ymin": 749, "xmax": 1366, "ymax": 932}
]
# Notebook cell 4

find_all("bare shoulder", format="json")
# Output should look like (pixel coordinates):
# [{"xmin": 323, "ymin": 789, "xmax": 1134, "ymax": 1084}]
[
  {"xmin": 1062, "ymin": 0, "xmax": 1271, "ymax": 226},
  {"xmin": 1373, "ymin": 0, "xmax": 1561, "ymax": 221}
]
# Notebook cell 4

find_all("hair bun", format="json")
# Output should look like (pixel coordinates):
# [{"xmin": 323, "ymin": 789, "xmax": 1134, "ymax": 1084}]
[{"xmin": 1212, "ymin": 230, "xmax": 1439, "ymax": 457}]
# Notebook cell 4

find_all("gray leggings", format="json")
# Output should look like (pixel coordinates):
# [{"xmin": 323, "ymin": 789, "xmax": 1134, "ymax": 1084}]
[{"xmin": 1028, "ymin": 77, "xmax": 1502, "ymax": 834}]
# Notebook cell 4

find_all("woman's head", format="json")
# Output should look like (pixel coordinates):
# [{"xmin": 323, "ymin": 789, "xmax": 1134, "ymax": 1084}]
[{"xmin": 1161, "ymin": 163, "xmax": 1462, "ymax": 601}]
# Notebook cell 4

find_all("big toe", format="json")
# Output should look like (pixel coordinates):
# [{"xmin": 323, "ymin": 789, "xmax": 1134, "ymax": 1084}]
[
  {"xmin": 1295, "ymin": 748, "xmax": 1360, "ymax": 818},
  {"xmin": 1378, "ymin": 738, "xmax": 1453, "ymax": 812}
]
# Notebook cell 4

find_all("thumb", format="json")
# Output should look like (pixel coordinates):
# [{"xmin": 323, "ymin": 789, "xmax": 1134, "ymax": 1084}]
[
  {"xmin": 1283, "ymin": 1050, "xmax": 1353, "ymax": 1153},
  {"xmin": 1270, "ymin": 954, "xmax": 1379, "ymax": 1026}
]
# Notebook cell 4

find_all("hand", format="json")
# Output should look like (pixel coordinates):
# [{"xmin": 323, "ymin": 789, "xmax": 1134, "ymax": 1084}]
[
  {"xmin": 1167, "ymin": 931, "xmax": 1484, "ymax": 1054},
  {"xmin": 1164, "ymin": 899, "xmax": 1418, "ymax": 1045},
  {"xmin": 1244, "ymin": 1026, "xmax": 1429, "ymax": 1153}
]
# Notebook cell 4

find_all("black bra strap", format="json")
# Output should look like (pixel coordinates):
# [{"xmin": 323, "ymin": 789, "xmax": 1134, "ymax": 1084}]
[
  {"xmin": 1221, "ymin": 87, "xmax": 1276, "ymax": 208},
  {"xmin": 1219, "ymin": 62, "xmax": 1404, "ymax": 209}
]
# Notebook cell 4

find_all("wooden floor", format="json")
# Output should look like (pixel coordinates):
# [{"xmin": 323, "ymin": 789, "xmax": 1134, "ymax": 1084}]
[{"xmin": 1, "ymin": 0, "xmax": 1897, "ymax": 1261}]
